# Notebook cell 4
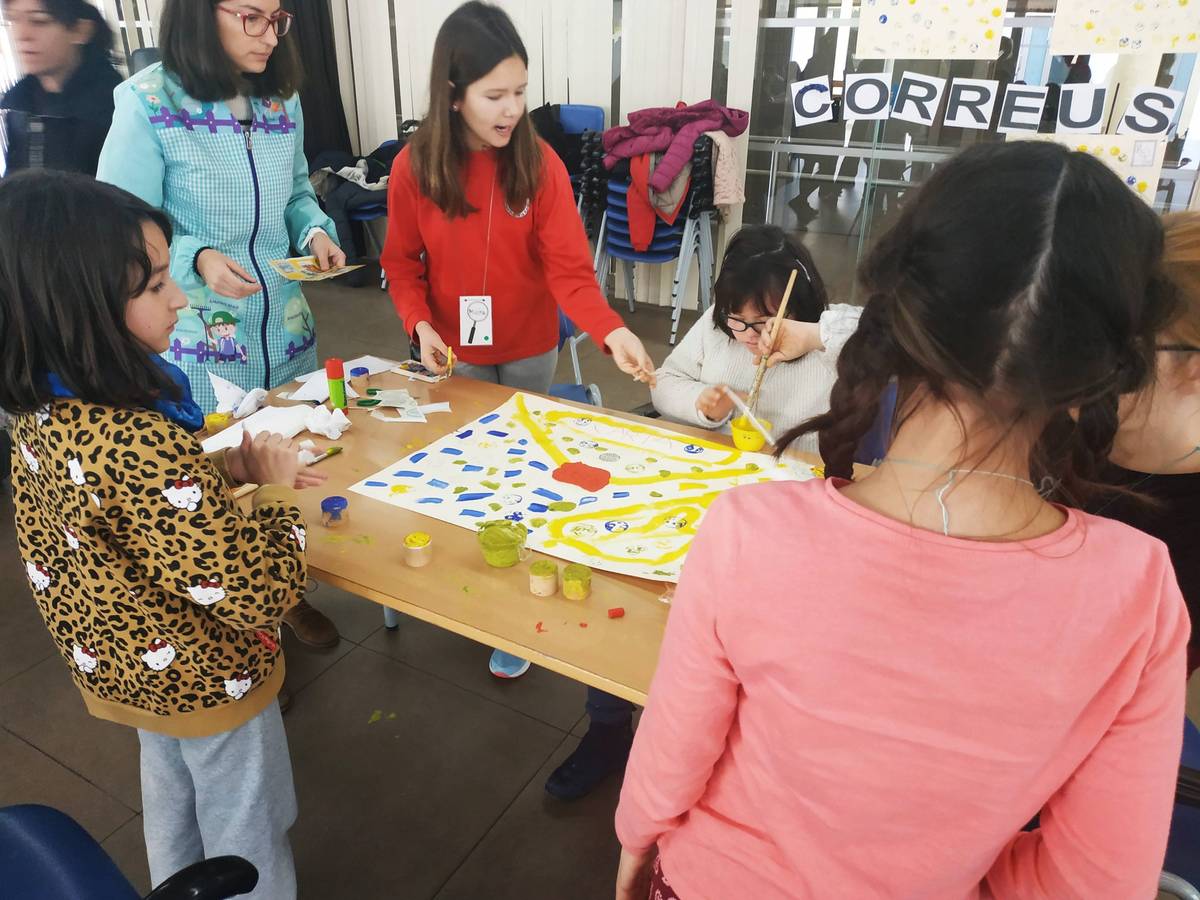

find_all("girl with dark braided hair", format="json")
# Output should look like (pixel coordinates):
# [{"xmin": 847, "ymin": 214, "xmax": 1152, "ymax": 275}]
[{"xmin": 614, "ymin": 141, "xmax": 1187, "ymax": 900}]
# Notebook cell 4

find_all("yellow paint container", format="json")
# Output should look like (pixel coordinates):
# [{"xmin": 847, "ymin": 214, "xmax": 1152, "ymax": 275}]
[
  {"xmin": 203, "ymin": 411, "xmax": 233, "ymax": 433},
  {"xmin": 403, "ymin": 531, "xmax": 432, "ymax": 567},
  {"xmin": 730, "ymin": 415, "xmax": 771, "ymax": 452}
]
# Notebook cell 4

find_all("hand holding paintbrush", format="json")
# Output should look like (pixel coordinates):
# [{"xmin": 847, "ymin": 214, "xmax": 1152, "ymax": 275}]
[{"xmin": 745, "ymin": 269, "xmax": 799, "ymax": 415}]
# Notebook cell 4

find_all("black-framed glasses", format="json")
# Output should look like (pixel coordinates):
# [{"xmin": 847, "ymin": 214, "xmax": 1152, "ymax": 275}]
[
  {"xmin": 217, "ymin": 5, "xmax": 294, "ymax": 37},
  {"xmin": 726, "ymin": 316, "xmax": 771, "ymax": 335},
  {"xmin": 1157, "ymin": 344, "xmax": 1200, "ymax": 352}
]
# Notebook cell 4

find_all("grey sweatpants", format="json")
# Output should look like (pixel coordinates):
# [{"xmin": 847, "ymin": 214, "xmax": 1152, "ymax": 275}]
[
  {"xmin": 138, "ymin": 701, "xmax": 297, "ymax": 899},
  {"xmin": 453, "ymin": 347, "xmax": 558, "ymax": 393}
]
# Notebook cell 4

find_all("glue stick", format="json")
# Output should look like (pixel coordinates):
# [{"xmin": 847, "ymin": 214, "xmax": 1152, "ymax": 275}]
[{"xmin": 325, "ymin": 357, "xmax": 346, "ymax": 409}]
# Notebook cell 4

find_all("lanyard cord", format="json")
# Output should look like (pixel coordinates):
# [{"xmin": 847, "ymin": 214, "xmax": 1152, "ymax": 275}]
[{"xmin": 481, "ymin": 171, "xmax": 496, "ymax": 295}]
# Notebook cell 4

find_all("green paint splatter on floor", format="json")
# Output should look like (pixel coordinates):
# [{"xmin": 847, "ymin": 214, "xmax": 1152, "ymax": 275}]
[{"xmin": 367, "ymin": 710, "xmax": 382, "ymax": 725}]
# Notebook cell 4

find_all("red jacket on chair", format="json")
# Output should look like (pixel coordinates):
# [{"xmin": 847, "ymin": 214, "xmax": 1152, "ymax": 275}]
[{"xmin": 603, "ymin": 100, "xmax": 747, "ymax": 193}]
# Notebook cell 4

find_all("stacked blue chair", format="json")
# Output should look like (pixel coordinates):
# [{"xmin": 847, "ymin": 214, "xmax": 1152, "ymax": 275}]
[
  {"xmin": 593, "ymin": 137, "xmax": 717, "ymax": 345},
  {"xmin": 549, "ymin": 309, "xmax": 603, "ymax": 408}
]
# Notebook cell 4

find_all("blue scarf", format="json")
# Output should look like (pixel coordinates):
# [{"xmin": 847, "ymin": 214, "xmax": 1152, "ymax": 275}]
[{"xmin": 45, "ymin": 356, "xmax": 205, "ymax": 433}]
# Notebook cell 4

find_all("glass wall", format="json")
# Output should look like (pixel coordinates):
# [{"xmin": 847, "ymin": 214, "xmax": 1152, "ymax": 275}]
[{"xmin": 740, "ymin": 1, "xmax": 1200, "ymax": 302}]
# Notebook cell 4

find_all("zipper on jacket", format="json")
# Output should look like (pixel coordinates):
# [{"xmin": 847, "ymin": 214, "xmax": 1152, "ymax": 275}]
[{"xmin": 242, "ymin": 122, "xmax": 271, "ymax": 390}]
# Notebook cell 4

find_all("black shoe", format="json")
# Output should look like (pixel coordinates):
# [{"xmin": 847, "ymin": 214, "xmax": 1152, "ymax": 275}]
[
  {"xmin": 787, "ymin": 193, "xmax": 819, "ymax": 225},
  {"xmin": 544, "ymin": 719, "xmax": 633, "ymax": 801}
]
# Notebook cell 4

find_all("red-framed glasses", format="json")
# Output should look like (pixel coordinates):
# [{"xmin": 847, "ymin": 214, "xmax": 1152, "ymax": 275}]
[{"xmin": 217, "ymin": 5, "xmax": 294, "ymax": 38}]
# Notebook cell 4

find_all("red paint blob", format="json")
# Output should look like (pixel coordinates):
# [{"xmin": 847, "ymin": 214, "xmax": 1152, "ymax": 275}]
[{"xmin": 552, "ymin": 461, "xmax": 611, "ymax": 492}]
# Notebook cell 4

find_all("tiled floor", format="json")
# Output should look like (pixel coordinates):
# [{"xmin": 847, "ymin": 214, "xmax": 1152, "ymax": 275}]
[{"xmin": 0, "ymin": 281, "xmax": 698, "ymax": 899}]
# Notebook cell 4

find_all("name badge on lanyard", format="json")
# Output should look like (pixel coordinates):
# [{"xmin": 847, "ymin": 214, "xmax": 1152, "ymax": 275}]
[{"xmin": 460, "ymin": 295, "xmax": 493, "ymax": 346}]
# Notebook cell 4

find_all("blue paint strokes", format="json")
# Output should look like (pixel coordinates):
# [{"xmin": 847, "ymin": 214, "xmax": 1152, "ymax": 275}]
[
  {"xmin": 365, "ymin": 481, "xmax": 387, "ymax": 488},
  {"xmin": 504, "ymin": 469, "xmax": 521, "ymax": 478},
  {"xmin": 518, "ymin": 439, "xmax": 528, "ymax": 445},
  {"xmin": 507, "ymin": 448, "xmax": 527, "ymax": 456},
  {"xmin": 613, "ymin": 491, "xmax": 630, "ymax": 498},
  {"xmin": 459, "ymin": 509, "xmax": 486, "ymax": 518},
  {"xmin": 456, "ymin": 492, "xmax": 494, "ymax": 503},
  {"xmin": 486, "ymin": 430, "xmax": 509, "ymax": 437},
  {"xmin": 455, "ymin": 429, "xmax": 473, "ymax": 439},
  {"xmin": 428, "ymin": 478, "xmax": 449, "ymax": 489},
  {"xmin": 528, "ymin": 503, "xmax": 548, "ymax": 513},
  {"xmin": 533, "ymin": 487, "xmax": 563, "ymax": 501},
  {"xmin": 417, "ymin": 497, "xmax": 443, "ymax": 504},
  {"xmin": 440, "ymin": 447, "xmax": 463, "ymax": 456},
  {"xmin": 578, "ymin": 496, "xmax": 598, "ymax": 505},
  {"xmin": 528, "ymin": 460, "xmax": 549, "ymax": 471},
  {"xmin": 480, "ymin": 413, "xmax": 499, "ymax": 424},
  {"xmin": 409, "ymin": 452, "xmax": 427, "ymax": 463},
  {"xmin": 462, "ymin": 464, "xmax": 484, "ymax": 472},
  {"xmin": 392, "ymin": 470, "xmax": 423, "ymax": 478}
]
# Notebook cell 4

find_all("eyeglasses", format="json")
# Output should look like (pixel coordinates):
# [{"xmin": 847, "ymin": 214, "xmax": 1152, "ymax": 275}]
[
  {"xmin": 217, "ymin": 5, "xmax": 294, "ymax": 38},
  {"xmin": 726, "ymin": 316, "xmax": 771, "ymax": 335},
  {"xmin": 1157, "ymin": 344, "xmax": 1200, "ymax": 352}
]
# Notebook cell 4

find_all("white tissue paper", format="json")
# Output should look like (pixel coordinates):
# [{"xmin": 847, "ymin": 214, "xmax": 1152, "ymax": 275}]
[
  {"xmin": 235, "ymin": 388, "xmax": 268, "ymax": 419},
  {"xmin": 208, "ymin": 372, "xmax": 247, "ymax": 414},
  {"xmin": 304, "ymin": 405, "xmax": 351, "ymax": 440}
]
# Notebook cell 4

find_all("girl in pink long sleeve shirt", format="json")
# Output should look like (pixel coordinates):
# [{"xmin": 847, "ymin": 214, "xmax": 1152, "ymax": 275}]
[{"xmin": 615, "ymin": 141, "xmax": 1190, "ymax": 900}]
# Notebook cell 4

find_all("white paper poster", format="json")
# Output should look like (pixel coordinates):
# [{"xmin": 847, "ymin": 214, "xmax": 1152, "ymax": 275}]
[
  {"xmin": 856, "ymin": 0, "xmax": 1006, "ymax": 60},
  {"xmin": 1016, "ymin": 133, "xmax": 1167, "ymax": 205},
  {"xmin": 1051, "ymin": 0, "xmax": 1200, "ymax": 55},
  {"xmin": 350, "ymin": 393, "xmax": 816, "ymax": 582}
]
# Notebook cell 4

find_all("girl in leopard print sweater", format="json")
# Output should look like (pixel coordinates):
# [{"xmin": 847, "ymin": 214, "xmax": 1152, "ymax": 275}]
[{"xmin": 0, "ymin": 171, "xmax": 323, "ymax": 895}]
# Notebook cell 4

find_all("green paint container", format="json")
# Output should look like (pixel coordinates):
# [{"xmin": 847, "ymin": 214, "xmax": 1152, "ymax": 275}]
[
  {"xmin": 477, "ymin": 520, "xmax": 527, "ymax": 568},
  {"xmin": 562, "ymin": 563, "xmax": 592, "ymax": 601}
]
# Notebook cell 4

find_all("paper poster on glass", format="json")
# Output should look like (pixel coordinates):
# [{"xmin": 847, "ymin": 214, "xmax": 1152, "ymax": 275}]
[
  {"xmin": 856, "ymin": 0, "xmax": 1005, "ymax": 60},
  {"xmin": 1051, "ymin": 0, "xmax": 1200, "ymax": 56},
  {"xmin": 1015, "ymin": 133, "xmax": 1167, "ymax": 205}
]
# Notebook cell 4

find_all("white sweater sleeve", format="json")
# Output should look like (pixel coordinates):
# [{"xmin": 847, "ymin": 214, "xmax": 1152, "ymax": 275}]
[
  {"xmin": 651, "ymin": 310, "xmax": 729, "ymax": 429},
  {"xmin": 814, "ymin": 304, "xmax": 863, "ymax": 375}
]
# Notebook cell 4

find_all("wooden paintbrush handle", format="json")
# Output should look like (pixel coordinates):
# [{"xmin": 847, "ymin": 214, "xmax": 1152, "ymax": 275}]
[{"xmin": 747, "ymin": 269, "xmax": 800, "ymax": 413}]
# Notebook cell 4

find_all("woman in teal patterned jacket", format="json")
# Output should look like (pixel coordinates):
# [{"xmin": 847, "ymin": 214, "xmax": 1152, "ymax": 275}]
[{"xmin": 97, "ymin": 0, "xmax": 343, "ymax": 415}]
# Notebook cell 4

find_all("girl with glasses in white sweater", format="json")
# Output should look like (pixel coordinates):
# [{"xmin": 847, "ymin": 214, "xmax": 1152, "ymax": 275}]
[{"xmin": 650, "ymin": 225, "xmax": 861, "ymax": 454}]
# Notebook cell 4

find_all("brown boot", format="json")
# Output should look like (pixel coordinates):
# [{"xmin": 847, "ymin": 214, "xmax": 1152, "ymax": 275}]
[{"xmin": 282, "ymin": 599, "xmax": 340, "ymax": 649}]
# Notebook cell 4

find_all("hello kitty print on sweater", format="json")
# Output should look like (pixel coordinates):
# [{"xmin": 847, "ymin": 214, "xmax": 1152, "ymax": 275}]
[{"xmin": 8, "ymin": 399, "xmax": 309, "ymax": 738}]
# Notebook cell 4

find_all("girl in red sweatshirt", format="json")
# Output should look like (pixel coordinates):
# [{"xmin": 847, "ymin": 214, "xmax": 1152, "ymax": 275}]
[{"xmin": 383, "ymin": 2, "xmax": 655, "ymax": 687}]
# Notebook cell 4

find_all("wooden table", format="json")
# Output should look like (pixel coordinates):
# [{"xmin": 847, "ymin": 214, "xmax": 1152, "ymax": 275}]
[{"xmin": 264, "ymin": 374, "xmax": 812, "ymax": 705}]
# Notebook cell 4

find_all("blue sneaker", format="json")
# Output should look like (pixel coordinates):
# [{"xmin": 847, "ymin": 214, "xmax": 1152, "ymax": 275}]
[{"xmin": 489, "ymin": 649, "xmax": 531, "ymax": 679}]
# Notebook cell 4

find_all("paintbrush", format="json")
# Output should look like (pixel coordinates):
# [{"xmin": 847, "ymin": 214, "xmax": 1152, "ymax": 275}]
[
  {"xmin": 306, "ymin": 446, "xmax": 342, "ymax": 466},
  {"xmin": 745, "ymin": 268, "xmax": 799, "ymax": 415},
  {"xmin": 721, "ymin": 387, "xmax": 775, "ymax": 447}
]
